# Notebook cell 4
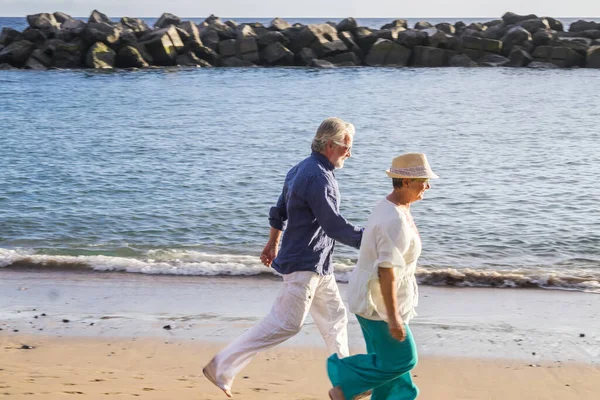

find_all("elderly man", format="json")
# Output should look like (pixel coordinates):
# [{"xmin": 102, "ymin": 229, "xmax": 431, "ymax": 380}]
[{"xmin": 203, "ymin": 117, "xmax": 363, "ymax": 397}]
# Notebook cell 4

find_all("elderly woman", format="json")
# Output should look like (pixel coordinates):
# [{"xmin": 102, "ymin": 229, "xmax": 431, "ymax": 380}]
[{"xmin": 328, "ymin": 153, "xmax": 438, "ymax": 400}]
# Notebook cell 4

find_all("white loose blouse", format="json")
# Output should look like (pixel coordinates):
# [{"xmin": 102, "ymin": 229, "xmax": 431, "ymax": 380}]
[{"xmin": 347, "ymin": 198, "xmax": 422, "ymax": 324}]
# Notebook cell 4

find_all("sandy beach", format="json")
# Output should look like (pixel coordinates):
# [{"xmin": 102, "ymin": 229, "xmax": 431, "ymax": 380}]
[{"xmin": 1, "ymin": 269, "xmax": 599, "ymax": 399}]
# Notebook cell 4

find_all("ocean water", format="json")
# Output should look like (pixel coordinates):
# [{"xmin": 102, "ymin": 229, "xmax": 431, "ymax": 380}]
[{"xmin": 1, "ymin": 26, "xmax": 600, "ymax": 292}]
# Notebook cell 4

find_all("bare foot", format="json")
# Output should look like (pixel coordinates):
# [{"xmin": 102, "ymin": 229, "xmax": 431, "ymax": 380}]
[
  {"xmin": 329, "ymin": 386, "xmax": 345, "ymax": 400},
  {"xmin": 202, "ymin": 365, "xmax": 232, "ymax": 398}
]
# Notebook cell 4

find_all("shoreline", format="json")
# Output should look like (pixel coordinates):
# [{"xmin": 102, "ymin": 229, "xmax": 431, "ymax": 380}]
[{"xmin": 2, "ymin": 334, "xmax": 599, "ymax": 399}]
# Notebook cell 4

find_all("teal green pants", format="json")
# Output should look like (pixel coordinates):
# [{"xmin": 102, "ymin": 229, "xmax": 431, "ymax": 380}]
[{"xmin": 327, "ymin": 315, "xmax": 419, "ymax": 400}]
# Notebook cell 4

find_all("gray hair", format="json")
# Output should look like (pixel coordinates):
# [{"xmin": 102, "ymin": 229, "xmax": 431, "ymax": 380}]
[{"xmin": 311, "ymin": 117, "xmax": 355, "ymax": 152}]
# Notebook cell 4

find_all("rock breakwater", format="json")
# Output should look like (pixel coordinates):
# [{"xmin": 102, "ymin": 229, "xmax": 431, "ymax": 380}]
[{"xmin": 1, "ymin": 11, "xmax": 599, "ymax": 70}]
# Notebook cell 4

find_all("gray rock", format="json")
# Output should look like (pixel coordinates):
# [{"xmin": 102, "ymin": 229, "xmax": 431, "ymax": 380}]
[
  {"xmin": 193, "ymin": 44, "xmax": 219, "ymax": 65},
  {"xmin": 22, "ymin": 28, "xmax": 47, "ymax": 44},
  {"xmin": 559, "ymin": 30, "xmax": 600, "ymax": 40},
  {"xmin": 426, "ymin": 31, "xmax": 452, "ymax": 48},
  {"xmin": 154, "ymin": 13, "xmax": 181, "ymax": 29},
  {"xmin": 381, "ymin": 20, "xmax": 408, "ymax": 30},
  {"xmin": 0, "ymin": 40, "xmax": 35, "ymax": 67},
  {"xmin": 296, "ymin": 47, "xmax": 317, "ymax": 65},
  {"xmin": 52, "ymin": 40, "xmax": 85, "ymax": 68},
  {"xmin": 85, "ymin": 42, "xmax": 116, "ymax": 68},
  {"xmin": 545, "ymin": 17, "xmax": 564, "ymax": 32},
  {"xmin": 121, "ymin": 17, "xmax": 150, "ymax": 36},
  {"xmin": 116, "ymin": 45, "xmax": 149, "ymax": 68},
  {"xmin": 176, "ymin": 51, "xmax": 212, "ymax": 67},
  {"xmin": 557, "ymin": 37, "xmax": 592, "ymax": 54},
  {"xmin": 479, "ymin": 54, "xmax": 510, "ymax": 67},
  {"xmin": 414, "ymin": 21, "xmax": 433, "ymax": 30},
  {"xmin": 435, "ymin": 23, "xmax": 456, "ymax": 35},
  {"xmin": 365, "ymin": 39, "xmax": 411, "ymax": 66},
  {"xmin": 312, "ymin": 39, "xmax": 348, "ymax": 58},
  {"xmin": 484, "ymin": 20, "xmax": 504, "ymax": 27},
  {"xmin": 462, "ymin": 35, "xmax": 503, "ymax": 53},
  {"xmin": 337, "ymin": 18, "xmax": 358, "ymax": 32},
  {"xmin": 324, "ymin": 51, "xmax": 361, "ymax": 65},
  {"xmin": 527, "ymin": 61, "xmax": 559, "ymax": 68},
  {"xmin": 502, "ymin": 12, "xmax": 538, "ymax": 25},
  {"xmin": 448, "ymin": 54, "xmax": 478, "ymax": 67},
  {"xmin": 237, "ymin": 37, "xmax": 260, "ymax": 63},
  {"xmin": 89, "ymin": 10, "xmax": 111, "ymax": 24},
  {"xmin": 507, "ymin": 47, "xmax": 532, "ymax": 67},
  {"xmin": 501, "ymin": 26, "xmax": 532, "ymax": 54},
  {"xmin": 27, "ymin": 13, "xmax": 59, "ymax": 31},
  {"xmin": 200, "ymin": 29, "xmax": 220, "ymax": 50},
  {"xmin": 395, "ymin": 29, "xmax": 428, "ymax": 49},
  {"xmin": 466, "ymin": 23, "xmax": 487, "ymax": 32},
  {"xmin": 532, "ymin": 29, "xmax": 555, "ymax": 46},
  {"xmin": 483, "ymin": 24, "xmax": 506, "ymax": 40},
  {"xmin": 60, "ymin": 19, "xmax": 86, "ymax": 35},
  {"xmin": 237, "ymin": 25, "xmax": 257, "ymax": 39},
  {"xmin": 257, "ymin": 31, "xmax": 289, "ymax": 49},
  {"xmin": 221, "ymin": 57, "xmax": 255, "ymax": 67},
  {"xmin": 587, "ymin": 45, "xmax": 600, "ymax": 68},
  {"xmin": 53, "ymin": 12, "xmax": 73, "ymax": 24},
  {"xmin": 24, "ymin": 49, "xmax": 52, "ymax": 69},
  {"xmin": 0, "ymin": 62, "xmax": 17, "ymax": 69},
  {"xmin": 83, "ymin": 22, "xmax": 121, "ymax": 46},
  {"xmin": 569, "ymin": 20, "xmax": 600, "ymax": 33},
  {"xmin": 413, "ymin": 45, "xmax": 456, "ymax": 67},
  {"xmin": 289, "ymin": 24, "xmax": 341, "ymax": 53},
  {"xmin": 218, "ymin": 39, "xmax": 237, "ymax": 58},
  {"xmin": 270, "ymin": 18, "xmax": 291, "ymax": 31},
  {"xmin": 139, "ymin": 26, "xmax": 184, "ymax": 65},
  {"xmin": 225, "ymin": 20, "xmax": 238, "ymax": 29},
  {"xmin": 516, "ymin": 18, "xmax": 550, "ymax": 34},
  {"xmin": 352, "ymin": 27, "xmax": 377, "ymax": 50},
  {"xmin": 261, "ymin": 42, "xmax": 294, "ymax": 65},
  {"xmin": 0, "ymin": 28, "xmax": 24, "ymax": 46},
  {"xmin": 532, "ymin": 45, "xmax": 584, "ymax": 67},
  {"xmin": 311, "ymin": 59, "xmax": 336, "ymax": 68},
  {"xmin": 339, "ymin": 31, "xmax": 364, "ymax": 58}
]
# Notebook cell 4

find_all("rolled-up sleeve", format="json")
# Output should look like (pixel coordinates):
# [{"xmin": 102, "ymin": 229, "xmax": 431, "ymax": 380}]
[
  {"xmin": 268, "ymin": 187, "xmax": 288, "ymax": 231},
  {"xmin": 375, "ymin": 221, "xmax": 409, "ymax": 270},
  {"xmin": 306, "ymin": 174, "xmax": 363, "ymax": 249}
]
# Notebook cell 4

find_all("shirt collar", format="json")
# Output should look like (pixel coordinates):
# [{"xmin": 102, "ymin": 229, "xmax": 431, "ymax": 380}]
[{"xmin": 311, "ymin": 151, "xmax": 335, "ymax": 171}]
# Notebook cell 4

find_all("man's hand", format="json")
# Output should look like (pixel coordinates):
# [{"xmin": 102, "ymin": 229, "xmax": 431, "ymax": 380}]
[
  {"xmin": 388, "ymin": 317, "xmax": 406, "ymax": 342},
  {"xmin": 260, "ymin": 241, "xmax": 279, "ymax": 267}
]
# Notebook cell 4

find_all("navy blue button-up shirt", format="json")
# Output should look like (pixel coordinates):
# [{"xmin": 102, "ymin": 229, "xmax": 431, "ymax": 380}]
[{"xmin": 269, "ymin": 151, "xmax": 363, "ymax": 275}]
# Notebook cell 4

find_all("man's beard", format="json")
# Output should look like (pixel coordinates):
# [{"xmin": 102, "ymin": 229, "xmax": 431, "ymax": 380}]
[{"xmin": 334, "ymin": 159, "xmax": 345, "ymax": 169}]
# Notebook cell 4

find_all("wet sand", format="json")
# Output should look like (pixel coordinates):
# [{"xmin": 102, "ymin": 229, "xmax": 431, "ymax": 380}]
[{"xmin": 1, "ymin": 269, "xmax": 599, "ymax": 399}]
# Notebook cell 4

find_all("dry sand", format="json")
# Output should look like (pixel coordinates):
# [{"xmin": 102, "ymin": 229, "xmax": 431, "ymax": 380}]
[{"xmin": 1, "ymin": 335, "xmax": 599, "ymax": 400}]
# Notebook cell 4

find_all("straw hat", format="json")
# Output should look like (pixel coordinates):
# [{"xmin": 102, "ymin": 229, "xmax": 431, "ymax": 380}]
[{"xmin": 385, "ymin": 153, "xmax": 439, "ymax": 179}]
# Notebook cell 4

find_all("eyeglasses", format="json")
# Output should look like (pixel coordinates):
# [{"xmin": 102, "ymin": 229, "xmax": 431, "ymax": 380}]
[
  {"xmin": 412, "ymin": 178, "xmax": 430, "ymax": 184},
  {"xmin": 332, "ymin": 140, "xmax": 352, "ymax": 153}
]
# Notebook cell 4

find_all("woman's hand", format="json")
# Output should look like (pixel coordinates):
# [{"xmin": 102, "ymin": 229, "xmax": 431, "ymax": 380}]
[{"xmin": 389, "ymin": 317, "xmax": 406, "ymax": 342}]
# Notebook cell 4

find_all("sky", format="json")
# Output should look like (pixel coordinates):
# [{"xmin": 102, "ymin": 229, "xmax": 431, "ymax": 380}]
[{"xmin": 1, "ymin": 0, "xmax": 598, "ymax": 18}]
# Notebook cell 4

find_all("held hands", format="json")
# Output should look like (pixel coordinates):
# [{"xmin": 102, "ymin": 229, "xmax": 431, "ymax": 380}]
[
  {"xmin": 389, "ymin": 316, "xmax": 407, "ymax": 342},
  {"xmin": 260, "ymin": 241, "xmax": 279, "ymax": 267}
]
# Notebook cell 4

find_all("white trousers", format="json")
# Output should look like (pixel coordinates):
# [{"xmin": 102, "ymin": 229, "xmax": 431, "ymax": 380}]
[{"xmin": 205, "ymin": 271, "xmax": 349, "ymax": 391}]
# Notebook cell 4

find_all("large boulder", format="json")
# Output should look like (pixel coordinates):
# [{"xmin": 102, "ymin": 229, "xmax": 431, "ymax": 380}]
[
  {"xmin": 260, "ymin": 42, "xmax": 294, "ymax": 65},
  {"xmin": 154, "ymin": 13, "xmax": 181, "ymax": 29},
  {"xmin": 324, "ymin": 51, "xmax": 361, "ymax": 66},
  {"xmin": 501, "ymin": 26, "xmax": 532, "ymax": 54},
  {"xmin": 337, "ymin": 18, "xmax": 358, "ymax": 32},
  {"xmin": 413, "ymin": 45, "xmax": 457, "ymax": 67},
  {"xmin": 587, "ymin": 46, "xmax": 600, "ymax": 68},
  {"xmin": 221, "ymin": 57, "xmax": 255, "ymax": 67},
  {"xmin": 51, "ymin": 40, "xmax": 85, "ymax": 68},
  {"xmin": 288, "ymin": 24, "xmax": 341, "ymax": 54},
  {"xmin": 352, "ymin": 27, "xmax": 378, "ymax": 51},
  {"xmin": 395, "ymin": 29, "xmax": 428, "ymax": 49},
  {"xmin": 556, "ymin": 37, "xmax": 592, "ymax": 55},
  {"xmin": 339, "ymin": 31, "xmax": 364, "ymax": 58},
  {"xmin": 116, "ymin": 45, "xmax": 149, "ymax": 68},
  {"xmin": 365, "ymin": 39, "xmax": 411, "ymax": 66},
  {"xmin": 466, "ymin": 23, "xmax": 487, "ymax": 32},
  {"xmin": 296, "ymin": 47, "xmax": 317, "ymax": 65},
  {"xmin": 86, "ymin": 41, "xmax": 116, "ymax": 68},
  {"xmin": 0, "ymin": 63, "xmax": 17, "ymax": 70},
  {"xmin": 83, "ymin": 22, "xmax": 121, "ymax": 46},
  {"xmin": 381, "ymin": 20, "xmax": 408, "ymax": 30},
  {"xmin": 200, "ymin": 29, "xmax": 220, "ymax": 50},
  {"xmin": 414, "ymin": 21, "xmax": 433, "ymax": 30},
  {"xmin": 482, "ymin": 24, "xmax": 506, "ymax": 40},
  {"xmin": 545, "ymin": 17, "xmax": 564, "ymax": 32},
  {"xmin": 448, "ymin": 53, "xmax": 478, "ymax": 67},
  {"xmin": 237, "ymin": 37, "xmax": 260, "ymax": 63},
  {"xmin": 139, "ymin": 26, "xmax": 184, "ymax": 66},
  {"xmin": 22, "ymin": 28, "xmax": 47, "ymax": 45},
  {"xmin": 89, "ymin": 10, "xmax": 111, "ymax": 24},
  {"xmin": 435, "ymin": 23, "xmax": 456, "ymax": 35},
  {"xmin": 479, "ymin": 54, "xmax": 510, "ymax": 67},
  {"xmin": 484, "ymin": 20, "xmax": 504, "ymax": 27},
  {"xmin": 218, "ymin": 39, "xmax": 237, "ymax": 58},
  {"xmin": 0, "ymin": 40, "xmax": 35, "ymax": 67},
  {"xmin": 516, "ymin": 18, "xmax": 550, "ymax": 34},
  {"xmin": 176, "ymin": 51, "xmax": 212, "ymax": 67},
  {"xmin": 507, "ymin": 47, "xmax": 532, "ymax": 67},
  {"xmin": 569, "ymin": 20, "xmax": 600, "ymax": 33},
  {"xmin": 236, "ymin": 25, "xmax": 257, "ymax": 39},
  {"xmin": 27, "ymin": 13, "xmax": 59, "ymax": 34},
  {"xmin": 121, "ymin": 17, "xmax": 150, "ymax": 36},
  {"xmin": 502, "ymin": 12, "xmax": 538, "ymax": 25},
  {"xmin": 0, "ymin": 28, "xmax": 24, "ymax": 46},
  {"xmin": 53, "ymin": 12, "xmax": 73, "ymax": 24},
  {"xmin": 532, "ymin": 29, "xmax": 555, "ymax": 46},
  {"xmin": 532, "ymin": 45, "xmax": 584, "ymax": 67},
  {"xmin": 193, "ymin": 44, "xmax": 219, "ymax": 65},
  {"xmin": 461, "ymin": 35, "xmax": 502, "ymax": 54},
  {"xmin": 257, "ymin": 31, "xmax": 289, "ymax": 49},
  {"xmin": 24, "ymin": 49, "xmax": 52, "ymax": 69},
  {"xmin": 270, "ymin": 18, "xmax": 291, "ymax": 31}
]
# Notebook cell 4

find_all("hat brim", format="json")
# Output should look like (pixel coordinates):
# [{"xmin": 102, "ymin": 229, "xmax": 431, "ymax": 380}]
[{"xmin": 386, "ymin": 169, "xmax": 439, "ymax": 179}]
